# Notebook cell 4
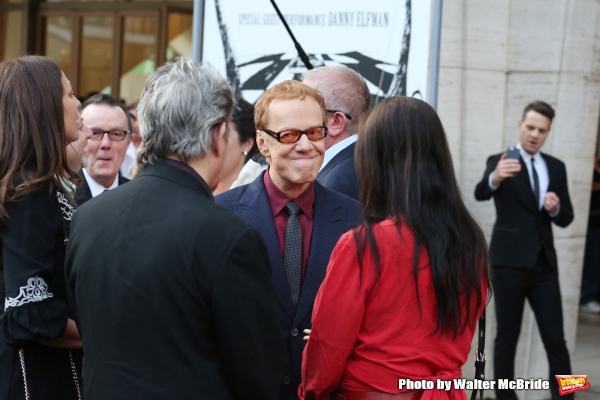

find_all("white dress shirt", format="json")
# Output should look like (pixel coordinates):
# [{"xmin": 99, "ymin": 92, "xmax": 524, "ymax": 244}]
[
  {"xmin": 83, "ymin": 168, "xmax": 119, "ymax": 198},
  {"xmin": 319, "ymin": 134, "xmax": 358, "ymax": 171},
  {"xmin": 230, "ymin": 159, "xmax": 262, "ymax": 189}
]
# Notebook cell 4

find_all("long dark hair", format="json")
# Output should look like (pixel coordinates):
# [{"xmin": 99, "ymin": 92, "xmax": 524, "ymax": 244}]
[
  {"xmin": 0, "ymin": 56, "xmax": 76, "ymax": 230},
  {"xmin": 354, "ymin": 96, "xmax": 490, "ymax": 338}
]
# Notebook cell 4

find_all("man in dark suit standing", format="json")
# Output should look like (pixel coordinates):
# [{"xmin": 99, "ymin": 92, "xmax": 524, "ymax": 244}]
[
  {"xmin": 216, "ymin": 80, "xmax": 361, "ymax": 400},
  {"xmin": 300, "ymin": 66, "xmax": 370, "ymax": 201},
  {"xmin": 65, "ymin": 58, "xmax": 286, "ymax": 400},
  {"xmin": 475, "ymin": 101, "xmax": 574, "ymax": 400},
  {"xmin": 76, "ymin": 94, "xmax": 132, "ymax": 205}
]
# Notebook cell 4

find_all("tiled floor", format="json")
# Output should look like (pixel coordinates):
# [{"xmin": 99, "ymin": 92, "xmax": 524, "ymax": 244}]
[{"xmin": 571, "ymin": 312, "xmax": 600, "ymax": 400}]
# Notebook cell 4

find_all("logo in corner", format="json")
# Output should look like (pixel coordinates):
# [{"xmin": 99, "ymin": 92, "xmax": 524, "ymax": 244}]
[{"xmin": 555, "ymin": 375, "xmax": 591, "ymax": 395}]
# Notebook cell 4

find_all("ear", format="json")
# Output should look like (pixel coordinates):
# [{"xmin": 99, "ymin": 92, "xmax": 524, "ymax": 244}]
[
  {"xmin": 243, "ymin": 137, "xmax": 255, "ymax": 152},
  {"xmin": 256, "ymin": 130, "xmax": 271, "ymax": 158},
  {"xmin": 518, "ymin": 120, "xmax": 523, "ymax": 130},
  {"xmin": 328, "ymin": 112, "xmax": 348, "ymax": 138},
  {"xmin": 211, "ymin": 121, "xmax": 228, "ymax": 158}
]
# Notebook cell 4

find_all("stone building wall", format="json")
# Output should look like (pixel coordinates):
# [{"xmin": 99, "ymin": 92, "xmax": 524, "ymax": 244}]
[{"xmin": 436, "ymin": 1, "xmax": 600, "ymax": 398}]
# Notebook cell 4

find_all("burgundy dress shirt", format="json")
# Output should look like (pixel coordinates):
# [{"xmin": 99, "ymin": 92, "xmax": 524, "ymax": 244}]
[{"xmin": 263, "ymin": 169, "xmax": 314, "ymax": 284}]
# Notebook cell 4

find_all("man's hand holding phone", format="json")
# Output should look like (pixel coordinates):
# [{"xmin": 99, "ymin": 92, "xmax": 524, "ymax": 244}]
[{"xmin": 491, "ymin": 148, "xmax": 521, "ymax": 187}]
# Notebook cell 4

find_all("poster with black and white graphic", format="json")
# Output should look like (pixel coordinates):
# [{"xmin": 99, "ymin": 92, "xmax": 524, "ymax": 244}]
[{"xmin": 202, "ymin": 0, "xmax": 431, "ymax": 104}]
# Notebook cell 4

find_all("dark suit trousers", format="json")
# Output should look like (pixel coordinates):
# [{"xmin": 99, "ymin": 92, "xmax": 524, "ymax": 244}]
[{"xmin": 492, "ymin": 251, "xmax": 572, "ymax": 400}]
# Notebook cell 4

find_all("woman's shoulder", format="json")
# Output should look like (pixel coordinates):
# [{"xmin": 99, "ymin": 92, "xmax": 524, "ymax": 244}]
[
  {"xmin": 369, "ymin": 218, "xmax": 416, "ymax": 243},
  {"xmin": 4, "ymin": 180, "xmax": 62, "ymax": 221},
  {"xmin": 9, "ymin": 174, "xmax": 55, "ymax": 194}
]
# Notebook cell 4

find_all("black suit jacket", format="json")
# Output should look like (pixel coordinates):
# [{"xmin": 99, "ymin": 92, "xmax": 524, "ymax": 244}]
[
  {"xmin": 75, "ymin": 170, "xmax": 129, "ymax": 206},
  {"xmin": 475, "ymin": 152, "xmax": 573, "ymax": 268},
  {"xmin": 317, "ymin": 141, "xmax": 359, "ymax": 200},
  {"xmin": 65, "ymin": 160, "xmax": 286, "ymax": 399},
  {"xmin": 215, "ymin": 173, "xmax": 361, "ymax": 400}
]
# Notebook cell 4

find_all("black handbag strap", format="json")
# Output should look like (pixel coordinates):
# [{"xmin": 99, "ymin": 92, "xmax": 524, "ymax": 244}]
[{"xmin": 470, "ymin": 308, "xmax": 486, "ymax": 400}]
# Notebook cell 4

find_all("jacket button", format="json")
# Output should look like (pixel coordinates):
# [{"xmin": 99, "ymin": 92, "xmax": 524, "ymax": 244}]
[
  {"xmin": 283, "ymin": 376, "xmax": 291, "ymax": 384},
  {"xmin": 292, "ymin": 328, "xmax": 298, "ymax": 336}
]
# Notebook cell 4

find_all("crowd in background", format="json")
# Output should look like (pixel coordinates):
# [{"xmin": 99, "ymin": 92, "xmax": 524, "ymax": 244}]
[{"xmin": 0, "ymin": 54, "xmax": 595, "ymax": 400}]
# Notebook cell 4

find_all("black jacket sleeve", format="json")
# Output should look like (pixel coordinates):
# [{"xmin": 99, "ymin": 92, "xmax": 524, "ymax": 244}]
[
  {"xmin": 1, "ymin": 187, "xmax": 69, "ymax": 347},
  {"xmin": 475, "ymin": 154, "xmax": 501, "ymax": 201},
  {"xmin": 551, "ymin": 161, "xmax": 574, "ymax": 228},
  {"xmin": 212, "ymin": 226, "xmax": 286, "ymax": 400}
]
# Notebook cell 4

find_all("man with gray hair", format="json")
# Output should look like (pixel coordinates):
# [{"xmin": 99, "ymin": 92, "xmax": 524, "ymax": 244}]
[
  {"xmin": 65, "ymin": 57, "xmax": 286, "ymax": 399},
  {"xmin": 301, "ymin": 65, "xmax": 370, "ymax": 200}
]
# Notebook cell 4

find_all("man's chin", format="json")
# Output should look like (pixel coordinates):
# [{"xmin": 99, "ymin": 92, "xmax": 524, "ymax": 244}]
[
  {"xmin": 290, "ymin": 172, "xmax": 317, "ymax": 185},
  {"xmin": 88, "ymin": 168, "xmax": 118, "ymax": 183}
]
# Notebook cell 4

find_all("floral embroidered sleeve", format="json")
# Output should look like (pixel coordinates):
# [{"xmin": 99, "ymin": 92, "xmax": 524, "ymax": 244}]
[{"xmin": 1, "ymin": 186, "xmax": 70, "ymax": 347}]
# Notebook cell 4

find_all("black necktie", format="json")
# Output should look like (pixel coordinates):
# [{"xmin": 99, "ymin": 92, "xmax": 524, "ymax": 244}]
[
  {"xmin": 283, "ymin": 201, "xmax": 302, "ymax": 308},
  {"xmin": 531, "ymin": 158, "xmax": 540, "ymax": 209}
]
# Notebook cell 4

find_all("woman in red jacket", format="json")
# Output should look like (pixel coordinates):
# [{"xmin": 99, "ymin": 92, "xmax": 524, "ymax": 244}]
[{"xmin": 299, "ymin": 97, "xmax": 490, "ymax": 400}]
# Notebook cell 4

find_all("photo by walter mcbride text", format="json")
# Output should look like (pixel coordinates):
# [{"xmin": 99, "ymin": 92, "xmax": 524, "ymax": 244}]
[{"xmin": 398, "ymin": 378, "xmax": 550, "ymax": 391}]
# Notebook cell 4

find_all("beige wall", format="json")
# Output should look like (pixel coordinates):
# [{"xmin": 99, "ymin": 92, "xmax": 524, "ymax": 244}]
[{"xmin": 437, "ymin": 1, "xmax": 600, "ymax": 398}]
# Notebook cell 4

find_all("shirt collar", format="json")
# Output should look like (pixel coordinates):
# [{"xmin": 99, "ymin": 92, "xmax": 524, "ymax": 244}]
[
  {"xmin": 320, "ymin": 134, "xmax": 358, "ymax": 171},
  {"xmin": 263, "ymin": 167, "xmax": 315, "ymax": 220},
  {"xmin": 516, "ymin": 142, "xmax": 542, "ymax": 163},
  {"xmin": 82, "ymin": 168, "xmax": 118, "ymax": 197}
]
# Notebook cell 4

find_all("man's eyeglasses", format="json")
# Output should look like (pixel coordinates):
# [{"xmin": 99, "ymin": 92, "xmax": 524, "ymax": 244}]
[
  {"xmin": 260, "ymin": 126, "xmax": 328, "ymax": 144},
  {"xmin": 89, "ymin": 129, "xmax": 131, "ymax": 141},
  {"xmin": 326, "ymin": 109, "xmax": 353, "ymax": 120}
]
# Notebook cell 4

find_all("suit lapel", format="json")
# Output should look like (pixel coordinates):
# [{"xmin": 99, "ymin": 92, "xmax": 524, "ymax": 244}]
[
  {"xmin": 234, "ymin": 176, "xmax": 296, "ymax": 320},
  {"xmin": 317, "ymin": 142, "xmax": 355, "ymax": 180},
  {"xmin": 117, "ymin": 172, "xmax": 129, "ymax": 186},
  {"xmin": 76, "ymin": 171, "xmax": 93, "ymax": 205},
  {"xmin": 293, "ymin": 184, "xmax": 343, "ymax": 326}
]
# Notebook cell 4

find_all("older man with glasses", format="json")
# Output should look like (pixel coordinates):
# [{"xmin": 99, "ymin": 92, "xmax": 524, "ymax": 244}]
[
  {"xmin": 76, "ymin": 93, "xmax": 132, "ymax": 205},
  {"xmin": 216, "ymin": 80, "xmax": 362, "ymax": 400}
]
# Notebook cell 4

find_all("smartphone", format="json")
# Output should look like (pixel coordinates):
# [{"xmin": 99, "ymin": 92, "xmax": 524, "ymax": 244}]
[{"xmin": 506, "ymin": 146, "xmax": 520, "ymax": 160}]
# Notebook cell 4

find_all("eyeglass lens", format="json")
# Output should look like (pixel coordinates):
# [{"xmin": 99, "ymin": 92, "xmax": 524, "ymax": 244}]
[
  {"xmin": 90, "ymin": 130, "xmax": 127, "ymax": 141},
  {"xmin": 279, "ymin": 127, "xmax": 327, "ymax": 143}
]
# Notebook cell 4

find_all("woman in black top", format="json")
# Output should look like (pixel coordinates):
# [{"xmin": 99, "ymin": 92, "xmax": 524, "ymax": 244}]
[{"xmin": 0, "ymin": 56, "xmax": 84, "ymax": 399}]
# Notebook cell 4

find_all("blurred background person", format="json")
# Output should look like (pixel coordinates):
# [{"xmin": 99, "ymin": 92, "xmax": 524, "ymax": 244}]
[
  {"xmin": 76, "ymin": 94, "xmax": 131, "ymax": 205},
  {"xmin": 0, "ymin": 55, "xmax": 83, "ymax": 400},
  {"xmin": 301, "ymin": 66, "xmax": 371, "ymax": 201},
  {"xmin": 475, "ymin": 101, "xmax": 573, "ymax": 400},
  {"xmin": 299, "ymin": 96, "xmax": 489, "ymax": 400},
  {"xmin": 121, "ymin": 100, "xmax": 142, "ymax": 179},
  {"xmin": 579, "ymin": 158, "xmax": 600, "ymax": 313},
  {"xmin": 213, "ymin": 96, "xmax": 261, "ymax": 195}
]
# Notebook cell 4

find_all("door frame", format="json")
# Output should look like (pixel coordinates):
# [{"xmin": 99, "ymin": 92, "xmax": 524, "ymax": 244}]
[{"xmin": 37, "ymin": 4, "xmax": 192, "ymax": 99}]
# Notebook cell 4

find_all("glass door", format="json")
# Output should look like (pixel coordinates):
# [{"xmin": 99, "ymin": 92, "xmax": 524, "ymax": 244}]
[
  {"xmin": 119, "ymin": 13, "xmax": 159, "ymax": 104},
  {"xmin": 165, "ymin": 10, "xmax": 192, "ymax": 63},
  {"xmin": 41, "ymin": 9, "xmax": 170, "ymax": 102},
  {"xmin": 79, "ymin": 13, "xmax": 115, "ymax": 98}
]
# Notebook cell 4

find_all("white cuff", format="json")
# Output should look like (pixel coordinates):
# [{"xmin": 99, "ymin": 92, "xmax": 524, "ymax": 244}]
[{"xmin": 488, "ymin": 174, "xmax": 499, "ymax": 191}]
